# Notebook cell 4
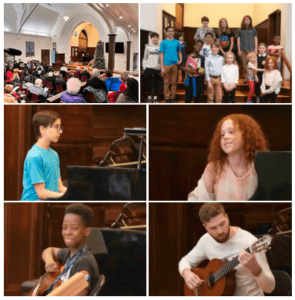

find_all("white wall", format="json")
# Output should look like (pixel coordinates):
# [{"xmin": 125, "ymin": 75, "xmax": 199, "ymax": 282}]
[
  {"xmin": 140, "ymin": 4, "xmax": 158, "ymax": 32},
  {"xmin": 4, "ymin": 32, "xmax": 52, "ymax": 63}
]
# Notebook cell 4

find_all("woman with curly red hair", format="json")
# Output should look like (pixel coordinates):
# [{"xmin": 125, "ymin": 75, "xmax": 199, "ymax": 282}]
[
  {"xmin": 189, "ymin": 114, "xmax": 268, "ymax": 201},
  {"xmin": 260, "ymin": 56, "xmax": 282, "ymax": 103}
]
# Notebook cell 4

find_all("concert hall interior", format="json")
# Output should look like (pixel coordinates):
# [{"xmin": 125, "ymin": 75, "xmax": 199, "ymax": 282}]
[
  {"xmin": 4, "ymin": 105, "xmax": 146, "ymax": 200},
  {"xmin": 4, "ymin": 3, "xmax": 139, "ymax": 103},
  {"xmin": 4, "ymin": 202, "xmax": 146, "ymax": 296},
  {"xmin": 149, "ymin": 202, "xmax": 291, "ymax": 296},
  {"xmin": 149, "ymin": 105, "xmax": 291, "ymax": 200}
]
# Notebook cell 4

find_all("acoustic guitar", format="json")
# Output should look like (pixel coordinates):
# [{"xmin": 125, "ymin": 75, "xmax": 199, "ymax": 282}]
[
  {"xmin": 184, "ymin": 234, "xmax": 273, "ymax": 296},
  {"xmin": 28, "ymin": 262, "xmax": 89, "ymax": 296}
]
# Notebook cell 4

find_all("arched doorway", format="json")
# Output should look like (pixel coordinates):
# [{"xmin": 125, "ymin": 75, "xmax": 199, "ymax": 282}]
[{"xmin": 70, "ymin": 22, "xmax": 99, "ymax": 63}]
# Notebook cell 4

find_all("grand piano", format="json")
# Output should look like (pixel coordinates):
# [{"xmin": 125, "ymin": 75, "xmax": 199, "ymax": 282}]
[{"xmin": 49, "ymin": 128, "xmax": 146, "ymax": 200}]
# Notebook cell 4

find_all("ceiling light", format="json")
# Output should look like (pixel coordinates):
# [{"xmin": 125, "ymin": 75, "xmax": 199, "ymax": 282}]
[
  {"xmin": 106, "ymin": 4, "xmax": 109, "ymax": 7},
  {"xmin": 63, "ymin": 16, "xmax": 69, "ymax": 21},
  {"xmin": 128, "ymin": 25, "xmax": 131, "ymax": 27},
  {"xmin": 119, "ymin": 15, "xmax": 123, "ymax": 19}
]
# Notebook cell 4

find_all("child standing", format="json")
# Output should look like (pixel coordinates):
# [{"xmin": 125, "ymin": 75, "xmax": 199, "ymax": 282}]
[
  {"xmin": 267, "ymin": 35, "xmax": 284, "ymax": 70},
  {"xmin": 194, "ymin": 16, "xmax": 215, "ymax": 43},
  {"xmin": 41, "ymin": 203, "xmax": 99, "ymax": 296},
  {"xmin": 177, "ymin": 32, "xmax": 187, "ymax": 82},
  {"xmin": 246, "ymin": 52, "xmax": 257, "ymax": 103},
  {"xmin": 255, "ymin": 43, "xmax": 268, "ymax": 103},
  {"xmin": 237, "ymin": 15, "xmax": 258, "ymax": 83},
  {"xmin": 180, "ymin": 40, "xmax": 205, "ymax": 103},
  {"xmin": 221, "ymin": 52, "xmax": 239, "ymax": 103},
  {"xmin": 21, "ymin": 110, "xmax": 67, "ymax": 200},
  {"xmin": 216, "ymin": 18, "xmax": 235, "ymax": 56},
  {"xmin": 205, "ymin": 42, "xmax": 224, "ymax": 103},
  {"xmin": 160, "ymin": 26, "xmax": 182, "ymax": 103},
  {"xmin": 261, "ymin": 56, "xmax": 282, "ymax": 103},
  {"xmin": 188, "ymin": 114, "xmax": 268, "ymax": 200},
  {"xmin": 200, "ymin": 32, "xmax": 213, "ymax": 58},
  {"xmin": 142, "ymin": 32, "xmax": 161, "ymax": 103}
]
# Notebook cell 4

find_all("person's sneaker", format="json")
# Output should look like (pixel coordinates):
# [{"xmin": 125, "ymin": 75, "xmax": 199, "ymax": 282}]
[
  {"xmin": 146, "ymin": 96, "xmax": 152, "ymax": 103},
  {"xmin": 247, "ymin": 100, "xmax": 253, "ymax": 103},
  {"xmin": 165, "ymin": 99, "xmax": 171, "ymax": 103},
  {"xmin": 153, "ymin": 96, "xmax": 158, "ymax": 103},
  {"xmin": 171, "ymin": 99, "xmax": 177, "ymax": 103}
]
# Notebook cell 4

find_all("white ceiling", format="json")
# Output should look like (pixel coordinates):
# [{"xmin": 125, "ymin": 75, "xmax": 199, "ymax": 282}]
[{"xmin": 4, "ymin": 3, "xmax": 138, "ymax": 37}]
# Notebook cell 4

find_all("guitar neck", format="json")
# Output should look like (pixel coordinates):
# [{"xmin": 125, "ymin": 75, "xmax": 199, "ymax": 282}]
[{"xmin": 212, "ymin": 247, "xmax": 251, "ymax": 283}]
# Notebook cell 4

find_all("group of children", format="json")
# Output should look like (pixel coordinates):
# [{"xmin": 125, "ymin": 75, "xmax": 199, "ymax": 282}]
[{"xmin": 142, "ymin": 15, "xmax": 283, "ymax": 103}]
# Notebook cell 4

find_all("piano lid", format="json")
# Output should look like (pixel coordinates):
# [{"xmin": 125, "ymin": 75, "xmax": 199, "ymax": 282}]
[{"xmin": 99, "ymin": 127, "xmax": 146, "ymax": 169}]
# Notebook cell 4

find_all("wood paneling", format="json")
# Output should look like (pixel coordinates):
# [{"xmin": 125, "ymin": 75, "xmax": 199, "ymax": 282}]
[
  {"xmin": 4, "ymin": 105, "xmax": 146, "ymax": 200},
  {"xmin": 4, "ymin": 202, "xmax": 136, "ymax": 296},
  {"xmin": 149, "ymin": 105, "xmax": 291, "ymax": 200},
  {"xmin": 149, "ymin": 202, "xmax": 291, "ymax": 296}
]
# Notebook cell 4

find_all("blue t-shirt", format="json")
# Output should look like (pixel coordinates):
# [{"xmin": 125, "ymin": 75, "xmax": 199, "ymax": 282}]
[
  {"xmin": 21, "ymin": 144, "xmax": 61, "ymax": 201},
  {"xmin": 159, "ymin": 39, "xmax": 182, "ymax": 66}
]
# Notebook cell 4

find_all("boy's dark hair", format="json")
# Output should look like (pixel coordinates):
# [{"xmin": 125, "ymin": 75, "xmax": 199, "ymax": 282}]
[
  {"xmin": 65, "ymin": 203, "xmax": 94, "ymax": 227},
  {"xmin": 273, "ymin": 34, "xmax": 281, "ymax": 38},
  {"xmin": 177, "ymin": 32, "xmax": 184, "ymax": 39},
  {"xmin": 205, "ymin": 32, "xmax": 213, "ymax": 38},
  {"xmin": 33, "ymin": 110, "xmax": 60, "ymax": 139},
  {"xmin": 201, "ymin": 16, "xmax": 209, "ymax": 23},
  {"xmin": 196, "ymin": 40, "xmax": 204, "ymax": 46},
  {"xmin": 199, "ymin": 203, "xmax": 225, "ymax": 224},
  {"xmin": 150, "ymin": 32, "xmax": 159, "ymax": 38},
  {"xmin": 166, "ymin": 26, "xmax": 174, "ymax": 31},
  {"xmin": 105, "ymin": 69, "xmax": 113, "ymax": 78}
]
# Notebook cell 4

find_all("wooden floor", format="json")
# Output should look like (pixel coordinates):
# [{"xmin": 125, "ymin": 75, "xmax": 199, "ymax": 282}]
[{"xmin": 144, "ymin": 73, "xmax": 291, "ymax": 103}]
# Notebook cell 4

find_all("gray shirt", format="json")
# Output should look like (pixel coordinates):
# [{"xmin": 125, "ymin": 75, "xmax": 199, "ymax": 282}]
[
  {"xmin": 142, "ymin": 44, "xmax": 161, "ymax": 70},
  {"xmin": 237, "ymin": 28, "xmax": 258, "ymax": 51}
]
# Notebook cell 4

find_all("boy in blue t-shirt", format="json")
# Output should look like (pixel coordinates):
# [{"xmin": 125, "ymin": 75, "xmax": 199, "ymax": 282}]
[
  {"xmin": 21, "ymin": 110, "xmax": 67, "ymax": 201},
  {"xmin": 160, "ymin": 26, "xmax": 182, "ymax": 103}
]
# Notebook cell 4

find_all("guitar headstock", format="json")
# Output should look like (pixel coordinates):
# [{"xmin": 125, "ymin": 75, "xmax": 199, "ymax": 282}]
[{"xmin": 251, "ymin": 234, "xmax": 273, "ymax": 254}]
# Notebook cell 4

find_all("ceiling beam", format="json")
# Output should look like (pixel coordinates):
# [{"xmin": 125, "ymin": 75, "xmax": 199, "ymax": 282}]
[{"xmin": 18, "ymin": 3, "xmax": 39, "ymax": 33}]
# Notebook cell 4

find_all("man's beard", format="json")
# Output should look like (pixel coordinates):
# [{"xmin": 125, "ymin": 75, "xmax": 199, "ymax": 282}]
[{"xmin": 212, "ymin": 225, "xmax": 231, "ymax": 243}]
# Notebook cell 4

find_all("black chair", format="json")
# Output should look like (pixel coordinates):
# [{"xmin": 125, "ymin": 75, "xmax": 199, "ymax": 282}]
[
  {"xmin": 265, "ymin": 270, "xmax": 292, "ymax": 296},
  {"xmin": 249, "ymin": 152, "xmax": 292, "ymax": 200},
  {"xmin": 89, "ymin": 274, "xmax": 106, "ymax": 296}
]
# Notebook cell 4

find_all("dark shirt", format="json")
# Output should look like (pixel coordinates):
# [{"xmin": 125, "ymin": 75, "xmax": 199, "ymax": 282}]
[
  {"xmin": 216, "ymin": 31, "xmax": 235, "ymax": 54},
  {"xmin": 81, "ymin": 70, "xmax": 90, "ymax": 79},
  {"xmin": 55, "ymin": 78, "xmax": 67, "ymax": 89},
  {"xmin": 257, "ymin": 54, "xmax": 267, "ymax": 69},
  {"xmin": 82, "ymin": 77, "xmax": 107, "ymax": 94},
  {"xmin": 180, "ymin": 42, "xmax": 187, "ymax": 61},
  {"xmin": 57, "ymin": 248, "xmax": 99, "ymax": 292}
]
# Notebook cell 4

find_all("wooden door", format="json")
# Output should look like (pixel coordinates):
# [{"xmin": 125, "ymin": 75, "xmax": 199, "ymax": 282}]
[
  {"xmin": 268, "ymin": 9, "xmax": 281, "ymax": 44},
  {"xmin": 41, "ymin": 49, "xmax": 50, "ymax": 65},
  {"xmin": 175, "ymin": 3, "xmax": 184, "ymax": 31},
  {"xmin": 71, "ymin": 46, "xmax": 79, "ymax": 62}
]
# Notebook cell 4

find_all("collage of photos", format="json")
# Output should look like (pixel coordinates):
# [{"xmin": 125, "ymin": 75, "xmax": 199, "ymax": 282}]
[{"xmin": 3, "ymin": 2, "xmax": 292, "ymax": 298}]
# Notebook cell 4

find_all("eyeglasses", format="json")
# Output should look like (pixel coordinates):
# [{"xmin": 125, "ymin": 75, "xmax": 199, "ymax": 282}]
[{"xmin": 52, "ymin": 125, "xmax": 63, "ymax": 132}]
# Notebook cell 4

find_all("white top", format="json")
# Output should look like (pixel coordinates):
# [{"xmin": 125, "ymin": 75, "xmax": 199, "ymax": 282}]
[
  {"xmin": 261, "ymin": 70, "xmax": 282, "ymax": 95},
  {"xmin": 179, "ymin": 228, "xmax": 275, "ymax": 296},
  {"xmin": 200, "ymin": 44, "xmax": 212, "ymax": 58},
  {"xmin": 221, "ymin": 64, "xmax": 239, "ymax": 86}
]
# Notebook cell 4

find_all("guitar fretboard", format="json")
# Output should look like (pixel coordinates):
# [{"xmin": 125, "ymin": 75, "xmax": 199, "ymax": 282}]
[{"xmin": 210, "ymin": 247, "xmax": 251, "ymax": 284}]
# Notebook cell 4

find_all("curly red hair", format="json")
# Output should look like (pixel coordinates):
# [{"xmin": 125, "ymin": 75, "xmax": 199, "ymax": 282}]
[
  {"xmin": 208, "ymin": 114, "xmax": 268, "ymax": 177},
  {"xmin": 264, "ymin": 56, "xmax": 279, "ymax": 70}
]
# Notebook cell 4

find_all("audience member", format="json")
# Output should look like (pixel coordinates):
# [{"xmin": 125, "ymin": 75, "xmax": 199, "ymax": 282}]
[
  {"xmin": 81, "ymin": 68, "xmax": 107, "ymax": 93},
  {"xmin": 80, "ymin": 67, "xmax": 91, "ymax": 80},
  {"xmin": 29, "ymin": 78, "xmax": 49, "ymax": 102},
  {"xmin": 60, "ymin": 78, "xmax": 86, "ymax": 103},
  {"xmin": 4, "ymin": 84, "xmax": 19, "ymax": 103},
  {"xmin": 55, "ymin": 73, "xmax": 67, "ymax": 90},
  {"xmin": 74, "ymin": 66, "xmax": 81, "ymax": 78},
  {"xmin": 117, "ymin": 78, "xmax": 138, "ymax": 103}
]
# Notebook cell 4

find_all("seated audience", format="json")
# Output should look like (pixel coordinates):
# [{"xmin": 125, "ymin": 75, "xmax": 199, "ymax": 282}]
[
  {"xmin": 45, "ymin": 67, "xmax": 55, "ymax": 89},
  {"xmin": 80, "ymin": 67, "xmax": 90, "ymax": 80},
  {"xmin": 74, "ymin": 66, "xmax": 81, "ymax": 78},
  {"xmin": 60, "ymin": 64, "xmax": 68, "ymax": 72},
  {"xmin": 119, "ymin": 72, "xmax": 129, "ymax": 92},
  {"xmin": 40, "ymin": 69, "xmax": 47, "ymax": 80},
  {"xmin": 29, "ymin": 78, "xmax": 49, "ymax": 102},
  {"xmin": 55, "ymin": 73, "xmax": 67, "ymax": 90},
  {"xmin": 117, "ymin": 78, "xmax": 139, "ymax": 103},
  {"xmin": 4, "ymin": 84, "xmax": 19, "ymax": 103},
  {"xmin": 81, "ymin": 68, "xmax": 107, "ymax": 94},
  {"xmin": 11, "ymin": 70, "xmax": 20, "ymax": 87},
  {"xmin": 5, "ymin": 66, "xmax": 13, "ymax": 83},
  {"xmin": 61, "ymin": 78, "xmax": 86, "ymax": 103}
]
